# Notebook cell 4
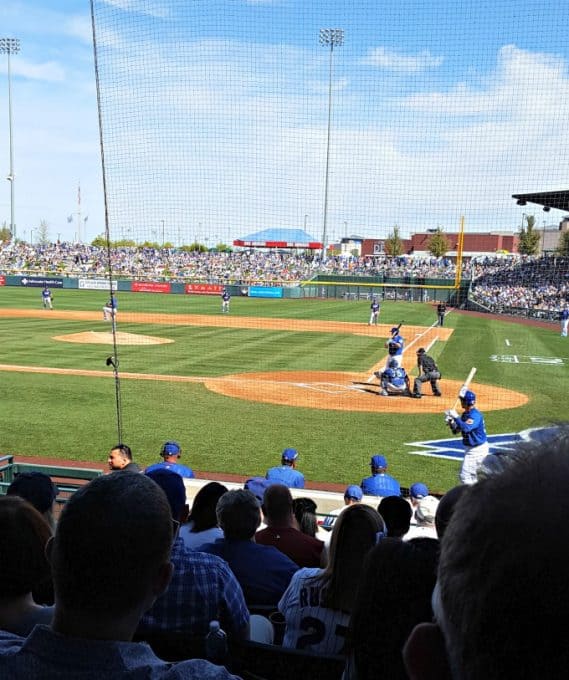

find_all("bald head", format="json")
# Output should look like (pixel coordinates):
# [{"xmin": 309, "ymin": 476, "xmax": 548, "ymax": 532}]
[{"xmin": 262, "ymin": 484, "xmax": 294, "ymax": 527}]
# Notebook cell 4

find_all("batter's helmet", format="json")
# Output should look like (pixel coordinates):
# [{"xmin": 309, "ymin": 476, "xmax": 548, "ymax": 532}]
[
  {"xmin": 460, "ymin": 390, "xmax": 476, "ymax": 406},
  {"xmin": 416, "ymin": 348, "xmax": 426, "ymax": 355},
  {"xmin": 390, "ymin": 327, "xmax": 399, "ymax": 334},
  {"xmin": 388, "ymin": 359, "xmax": 398, "ymax": 368}
]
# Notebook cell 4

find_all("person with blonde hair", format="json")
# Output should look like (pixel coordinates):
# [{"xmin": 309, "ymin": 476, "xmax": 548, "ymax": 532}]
[{"xmin": 278, "ymin": 504, "xmax": 385, "ymax": 656}]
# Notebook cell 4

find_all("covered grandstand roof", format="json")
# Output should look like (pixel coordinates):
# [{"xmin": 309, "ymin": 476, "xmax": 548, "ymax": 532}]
[
  {"xmin": 233, "ymin": 228, "xmax": 322, "ymax": 249},
  {"xmin": 512, "ymin": 189, "xmax": 569, "ymax": 212}
]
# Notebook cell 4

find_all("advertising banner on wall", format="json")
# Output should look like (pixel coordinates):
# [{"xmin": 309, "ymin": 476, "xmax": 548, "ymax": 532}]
[
  {"xmin": 185, "ymin": 283, "xmax": 224, "ymax": 295},
  {"xmin": 132, "ymin": 281, "xmax": 172, "ymax": 294},
  {"xmin": 0, "ymin": 276, "xmax": 5, "ymax": 286},
  {"xmin": 249, "ymin": 286, "xmax": 283, "ymax": 298},
  {"xmin": 78, "ymin": 279, "xmax": 118, "ymax": 291},
  {"xmin": 20, "ymin": 277, "xmax": 64, "ymax": 288}
]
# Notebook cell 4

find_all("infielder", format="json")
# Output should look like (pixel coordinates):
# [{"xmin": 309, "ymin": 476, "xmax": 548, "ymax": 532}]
[
  {"xmin": 412, "ymin": 348, "xmax": 441, "ymax": 398},
  {"xmin": 444, "ymin": 389, "xmax": 488, "ymax": 485},
  {"xmin": 221, "ymin": 288, "xmax": 231, "ymax": 313},
  {"xmin": 41, "ymin": 287, "xmax": 53, "ymax": 310},
  {"xmin": 378, "ymin": 359, "xmax": 410, "ymax": 396},
  {"xmin": 561, "ymin": 307, "xmax": 569, "ymax": 337},
  {"xmin": 103, "ymin": 295, "xmax": 117, "ymax": 321},
  {"xmin": 368, "ymin": 298, "xmax": 380, "ymax": 325}
]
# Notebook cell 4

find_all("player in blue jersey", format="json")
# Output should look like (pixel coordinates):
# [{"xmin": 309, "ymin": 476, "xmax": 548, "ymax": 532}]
[
  {"xmin": 221, "ymin": 289, "xmax": 231, "ymax": 313},
  {"xmin": 368, "ymin": 298, "xmax": 380, "ymax": 325},
  {"xmin": 445, "ymin": 389, "xmax": 489, "ymax": 485},
  {"xmin": 360, "ymin": 454, "xmax": 401, "ymax": 497},
  {"xmin": 378, "ymin": 359, "xmax": 411, "ymax": 396},
  {"xmin": 103, "ymin": 294, "xmax": 117, "ymax": 321},
  {"xmin": 41, "ymin": 286, "xmax": 53, "ymax": 309},
  {"xmin": 144, "ymin": 441, "xmax": 195, "ymax": 479},
  {"xmin": 266, "ymin": 448, "xmax": 305, "ymax": 489}
]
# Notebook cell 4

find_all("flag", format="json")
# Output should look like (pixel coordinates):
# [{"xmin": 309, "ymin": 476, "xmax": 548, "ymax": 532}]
[
  {"xmin": 67, "ymin": 215, "xmax": 73, "ymax": 223},
  {"xmin": 78, "ymin": 183, "xmax": 81, "ymax": 206}
]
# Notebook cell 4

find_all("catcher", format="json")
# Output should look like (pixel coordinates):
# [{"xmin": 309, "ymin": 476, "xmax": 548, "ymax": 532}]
[
  {"xmin": 377, "ymin": 358, "xmax": 411, "ymax": 396},
  {"xmin": 412, "ymin": 348, "xmax": 442, "ymax": 398}
]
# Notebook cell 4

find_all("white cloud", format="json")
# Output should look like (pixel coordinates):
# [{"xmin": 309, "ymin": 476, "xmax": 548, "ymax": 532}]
[
  {"xmin": 11, "ymin": 58, "xmax": 65, "ymax": 82},
  {"xmin": 361, "ymin": 47, "xmax": 444, "ymax": 73},
  {"xmin": 100, "ymin": 0, "xmax": 170, "ymax": 19}
]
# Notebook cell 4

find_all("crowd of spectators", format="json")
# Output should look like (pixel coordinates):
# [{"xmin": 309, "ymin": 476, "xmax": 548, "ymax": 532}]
[
  {"xmin": 1, "ymin": 425, "xmax": 569, "ymax": 678},
  {"xmin": 470, "ymin": 255, "xmax": 569, "ymax": 315},
  {"xmin": 0, "ymin": 241, "xmax": 463, "ymax": 283}
]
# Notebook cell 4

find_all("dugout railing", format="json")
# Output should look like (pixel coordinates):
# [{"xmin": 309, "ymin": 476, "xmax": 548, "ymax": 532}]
[{"xmin": 0, "ymin": 455, "xmax": 103, "ymax": 504}]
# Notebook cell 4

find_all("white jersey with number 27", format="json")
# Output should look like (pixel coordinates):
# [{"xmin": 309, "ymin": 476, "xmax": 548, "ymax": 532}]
[{"xmin": 278, "ymin": 567, "xmax": 350, "ymax": 656}]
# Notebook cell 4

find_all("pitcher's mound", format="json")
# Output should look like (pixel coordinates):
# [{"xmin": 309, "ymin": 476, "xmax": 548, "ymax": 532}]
[{"xmin": 53, "ymin": 331, "xmax": 173, "ymax": 346}]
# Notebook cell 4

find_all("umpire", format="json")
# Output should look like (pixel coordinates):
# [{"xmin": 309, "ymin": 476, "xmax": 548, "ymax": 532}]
[{"xmin": 411, "ymin": 348, "xmax": 441, "ymax": 398}]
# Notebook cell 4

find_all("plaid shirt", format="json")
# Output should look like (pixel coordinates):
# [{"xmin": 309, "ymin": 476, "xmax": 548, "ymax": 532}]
[{"xmin": 138, "ymin": 536, "xmax": 249, "ymax": 636}]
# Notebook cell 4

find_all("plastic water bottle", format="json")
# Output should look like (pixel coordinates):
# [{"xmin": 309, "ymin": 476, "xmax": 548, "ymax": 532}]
[{"xmin": 205, "ymin": 620, "xmax": 228, "ymax": 665}]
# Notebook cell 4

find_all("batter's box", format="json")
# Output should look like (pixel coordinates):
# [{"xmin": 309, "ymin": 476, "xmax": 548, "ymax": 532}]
[{"xmin": 291, "ymin": 381, "xmax": 360, "ymax": 395}]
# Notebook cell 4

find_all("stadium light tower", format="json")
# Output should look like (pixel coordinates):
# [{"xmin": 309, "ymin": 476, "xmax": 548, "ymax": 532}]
[
  {"xmin": 319, "ymin": 28, "xmax": 343, "ymax": 261},
  {"xmin": 0, "ymin": 38, "xmax": 20, "ymax": 241}
]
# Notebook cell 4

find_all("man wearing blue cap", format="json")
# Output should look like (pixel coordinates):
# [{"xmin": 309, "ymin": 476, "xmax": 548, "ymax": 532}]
[
  {"xmin": 265, "ymin": 448, "xmax": 305, "ymax": 489},
  {"xmin": 145, "ymin": 441, "xmax": 195, "ymax": 479},
  {"xmin": 361, "ymin": 455, "xmax": 401, "ymax": 497},
  {"xmin": 322, "ymin": 485, "xmax": 363, "ymax": 532}
]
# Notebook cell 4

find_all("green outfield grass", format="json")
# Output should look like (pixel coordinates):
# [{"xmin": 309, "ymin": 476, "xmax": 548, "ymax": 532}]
[{"xmin": 0, "ymin": 287, "xmax": 566, "ymax": 492}]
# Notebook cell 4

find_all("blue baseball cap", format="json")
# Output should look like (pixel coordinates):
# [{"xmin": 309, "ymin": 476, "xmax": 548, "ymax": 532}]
[
  {"xmin": 282, "ymin": 448, "xmax": 299, "ymax": 462},
  {"xmin": 371, "ymin": 454, "xmax": 387, "ymax": 469},
  {"xmin": 244, "ymin": 477, "xmax": 274, "ymax": 503},
  {"xmin": 145, "ymin": 468, "xmax": 187, "ymax": 519},
  {"xmin": 161, "ymin": 441, "xmax": 181, "ymax": 456},
  {"xmin": 410, "ymin": 482, "xmax": 429, "ymax": 500},
  {"xmin": 344, "ymin": 485, "xmax": 363, "ymax": 501}
]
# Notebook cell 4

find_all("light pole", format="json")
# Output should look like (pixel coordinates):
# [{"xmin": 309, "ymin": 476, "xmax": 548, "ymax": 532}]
[
  {"xmin": 319, "ymin": 28, "xmax": 343, "ymax": 261},
  {"xmin": 30, "ymin": 228, "xmax": 35, "ymax": 245},
  {"xmin": 161, "ymin": 219, "xmax": 165, "ymax": 246},
  {"xmin": 0, "ymin": 38, "xmax": 20, "ymax": 241},
  {"xmin": 304, "ymin": 214, "xmax": 308, "ymax": 231}
]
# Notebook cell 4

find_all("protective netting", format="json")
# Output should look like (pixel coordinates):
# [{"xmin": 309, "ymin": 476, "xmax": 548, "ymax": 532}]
[{"xmin": 85, "ymin": 0, "xmax": 569, "ymax": 472}]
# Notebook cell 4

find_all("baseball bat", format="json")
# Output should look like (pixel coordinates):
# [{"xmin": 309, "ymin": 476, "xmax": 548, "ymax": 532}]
[{"xmin": 451, "ymin": 367, "xmax": 477, "ymax": 411}]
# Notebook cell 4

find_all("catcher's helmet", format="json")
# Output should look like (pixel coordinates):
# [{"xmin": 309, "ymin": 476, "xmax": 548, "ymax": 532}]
[
  {"xmin": 460, "ymin": 390, "xmax": 476, "ymax": 406},
  {"xmin": 390, "ymin": 326, "xmax": 399, "ymax": 334},
  {"xmin": 388, "ymin": 358, "xmax": 398, "ymax": 368}
]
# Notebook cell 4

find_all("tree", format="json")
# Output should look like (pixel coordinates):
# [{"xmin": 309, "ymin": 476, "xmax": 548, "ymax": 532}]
[
  {"xmin": 427, "ymin": 227, "xmax": 450, "ymax": 257},
  {"xmin": 518, "ymin": 214, "xmax": 541, "ymax": 255},
  {"xmin": 384, "ymin": 226, "xmax": 403, "ymax": 257},
  {"xmin": 92, "ymin": 234, "xmax": 109, "ymax": 247},
  {"xmin": 37, "ymin": 219, "xmax": 50, "ymax": 245},
  {"xmin": 0, "ymin": 222, "xmax": 12, "ymax": 243},
  {"xmin": 557, "ymin": 230, "xmax": 569, "ymax": 256}
]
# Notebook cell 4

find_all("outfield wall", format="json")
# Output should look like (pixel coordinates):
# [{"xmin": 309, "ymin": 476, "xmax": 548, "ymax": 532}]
[{"xmin": 0, "ymin": 274, "xmax": 468, "ymax": 305}]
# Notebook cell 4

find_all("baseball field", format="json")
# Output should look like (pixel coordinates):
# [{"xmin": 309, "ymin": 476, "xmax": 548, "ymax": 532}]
[{"xmin": 0, "ymin": 286, "xmax": 566, "ymax": 493}]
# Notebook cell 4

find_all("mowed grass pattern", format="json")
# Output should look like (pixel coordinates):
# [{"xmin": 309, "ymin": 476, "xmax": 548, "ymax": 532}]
[{"xmin": 0, "ymin": 287, "xmax": 566, "ymax": 492}]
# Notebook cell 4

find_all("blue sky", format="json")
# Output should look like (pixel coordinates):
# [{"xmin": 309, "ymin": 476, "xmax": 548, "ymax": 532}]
[{"xmin": 1, "ymin": 0, "xmax": 569, "ymax": 245}]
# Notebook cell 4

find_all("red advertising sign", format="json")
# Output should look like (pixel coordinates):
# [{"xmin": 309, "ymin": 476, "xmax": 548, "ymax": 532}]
[
  {"xmin": 185, "ymin": 283, "xmax": 224, "ymax": 295},
  {"xmin": 0, "ymin": 276, "xmax": 5, "ymax": 286},
  {"xmin": 131, "ymin": 281, "xmax": 171, "ymax": 294}
]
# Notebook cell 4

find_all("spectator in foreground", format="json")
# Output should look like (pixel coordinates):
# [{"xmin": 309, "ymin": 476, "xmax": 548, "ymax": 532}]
[
  {"xmin": 0, "ymin": 472, "xmax": 238, "ymax": 679},
  {"xmin": 361, "ymin": 455, "xmax": 401, "ymax": 497},
  {"xmin": 377, "ymin": 495, "xmax": 413, "ymax": 538},
  {"xmin": 346, "ymin": 537, "xmax": 439, "ymax": 680},
  {"xmin": 292, "ymin": 497, "xmax": 330, "ymax": 544},
  {"xmin": 198, "ymin": 489, "xmax": 298, "ymax": 607},
  {"xmin": 0, "ymin": 496, "xmax": 54, "ymax": 636},
  {"xmin": 404, "ymin": 496, "xmax": 439, "ymax": 541},
  {"xmin": 107, "ymin": 444, "xmax": 140, "ymax": 473},
  {"xmin": 266, "ymin": 448, "xmax": 305, "ymax": 488},
  {"xmin": 7, "ymin": 471, "xmax": 59, "ymax": 531},
  {"xmin": 256, "ymin": 484, "xmax": 323, "ymax": 568},
  {"xmin": 179, "ymin": 482, "xmax": 227, "ymax": 551},
  {"xmin": 145, "ymin": 441, "xmax": 195, "ymax": 479},
  {"xmin": 434, "ymin": 484, "xmax": 468, "ymax": 540},
  {"xmin": 278, "ymin": 504, "xmax": 385, "ymax": 656},
  {"xmin": 404, "ymin": 427, "xmax": 569, "ymax": 680},
  {"xmin": 139, "ymin": 470, "xmax": 249, "ymax": 640}
]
